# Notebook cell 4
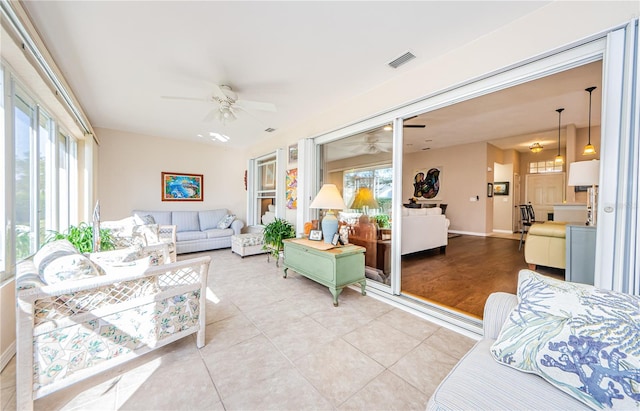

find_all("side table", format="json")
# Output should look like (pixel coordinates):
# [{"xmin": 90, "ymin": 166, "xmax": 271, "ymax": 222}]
[{"xmin": 282, "ymin": 238, "xmax": 366, "ymax": 306}]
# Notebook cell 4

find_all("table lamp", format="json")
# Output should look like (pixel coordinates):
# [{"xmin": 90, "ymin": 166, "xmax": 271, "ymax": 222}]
[
  {"xmin": 349, "ymin": 187, "xmax": 379, "ymax": 215},
  {"xmin": 310, "ymin": 184, "xmax": 346, "ymax": 243},
  {"xmin": 567, "ymin": 159, "xmax": 600, "ymax": 226}
]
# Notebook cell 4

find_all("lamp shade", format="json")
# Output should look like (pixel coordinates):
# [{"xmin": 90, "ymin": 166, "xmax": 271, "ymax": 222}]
[
  {"xmin": 349, "ymin": 187, "xmax": 379, "ymax": 210},
  {"xmin": 309, "ymin": 184, "xmax": 346, "ymax": 210},
  {"xmin": 568, "ymin": 160, "xmax": 600, "ymax": 186}
]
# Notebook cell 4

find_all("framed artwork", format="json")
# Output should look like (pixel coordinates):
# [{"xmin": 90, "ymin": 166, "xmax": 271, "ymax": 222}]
[
  {"xmin": 413, "ymin": 167, "xmax": 442, "ymax": 200},
  {"xmin": 286, "ymin": 168, "xmax": 298, "ymax": 209},
  {"xmin": 262, "ymin": 162, "xmax": 275, "ymax": 189},
  {"xmin": 162, "ymin": 172, "xmax": 203, "ymax": 201},
  {"xmin": 331, "ymin": 232, "xmax": 341, "ymax": 246},
  {"xmin": 288, "ymin": 144, "xmax": 298, "ymax": 165},
  {"xmin": 493, "ymin": 181, "xmax": 510, "ymax": 196},
  {"xmin": 309, "ymin": 230, "xmax": 322, "ymax": 241},
  {"xmin": 487, "ymin": 183, "xmax": 493, "ymax": 198}
]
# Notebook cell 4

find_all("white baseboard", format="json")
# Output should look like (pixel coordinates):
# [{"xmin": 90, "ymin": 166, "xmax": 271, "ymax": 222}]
[
  {"xmin": 1, "ymin": 340, "xmax": 16, "ymax": 372},
  {"xmin": 448, "ymin": 230, "xmax": 488, "ymax": 237},
  {"xmin": 492, "ymin": 229, "xmax": 514, "ymax": 234}
]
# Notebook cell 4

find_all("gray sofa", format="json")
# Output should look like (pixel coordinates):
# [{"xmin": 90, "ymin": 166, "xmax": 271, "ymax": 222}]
[
  {"xmin": 427, "ymin": 291, "xmax": 588, "ymax": 410},
  {"xmin": 133, "ymin": 209, "xmax": 244, "ymax": 254}
]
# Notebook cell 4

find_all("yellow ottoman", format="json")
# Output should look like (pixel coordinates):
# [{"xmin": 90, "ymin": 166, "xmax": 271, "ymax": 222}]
[{"xmin": 524, "ymin": 222, "xmax": 567, "ymax": 270}]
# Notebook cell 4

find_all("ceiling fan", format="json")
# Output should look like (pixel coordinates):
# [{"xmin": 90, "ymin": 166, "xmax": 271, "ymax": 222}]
[
  {"xmin": 162, "ymin": 84, "xmax": 276, "ymax": 124},
  {"xmin": 341, "ymin": 133, "xmax": 393, "ymax": 154}
]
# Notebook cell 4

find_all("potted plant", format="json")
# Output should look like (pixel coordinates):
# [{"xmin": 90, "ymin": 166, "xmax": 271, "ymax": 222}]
[
  {"xmin": 46, "ymin": 222, "xmax": 116, "ymax": 253},
  {"xmin": 372, "ymin": 214, "xmax": 391, "ymax": 229},
  {"xmin": 262, "ymin": 218, "xmax": 295, "ymax": 260}
]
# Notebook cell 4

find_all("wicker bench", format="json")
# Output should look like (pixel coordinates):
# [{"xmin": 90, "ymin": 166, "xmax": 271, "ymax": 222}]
[{"xmin": 16, "ymin": 240, "xmax": 210, "ymax": 410}]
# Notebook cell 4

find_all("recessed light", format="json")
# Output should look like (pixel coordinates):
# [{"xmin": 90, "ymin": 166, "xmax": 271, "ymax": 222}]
[
  {"xmin": 421, "ymin": 147, "xmax": 431, "ymax": 151},
  {"xmin": 424, "ymin": 139, "xmax": 432, "ymax": 142},
  {"xmin": 210, "ymin": 133, "xmax": 229, "ymax": 142}
]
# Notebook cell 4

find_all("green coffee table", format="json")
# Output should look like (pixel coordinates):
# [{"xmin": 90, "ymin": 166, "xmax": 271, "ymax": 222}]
[{"xmin": 282, "ymin": 238, "xmax": 366, "ymax": 306}]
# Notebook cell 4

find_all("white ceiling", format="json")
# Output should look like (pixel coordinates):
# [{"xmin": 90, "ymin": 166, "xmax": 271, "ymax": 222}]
[
  {"xmin": 327, "ymin": 60, "xmax": 602, "ymax": 160},
  {"xmin": 21, "ymin": 0, "xmax": 582, "ymax": 151}
]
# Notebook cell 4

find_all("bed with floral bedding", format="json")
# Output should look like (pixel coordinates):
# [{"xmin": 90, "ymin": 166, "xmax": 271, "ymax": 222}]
[{"xmin": 16, "ymin": 240, "xmax": 211, "ymax": 411}]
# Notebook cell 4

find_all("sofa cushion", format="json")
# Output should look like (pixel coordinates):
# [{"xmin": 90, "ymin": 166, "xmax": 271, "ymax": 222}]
[
  {"xmin": 204, "ymin": 228, "xmax": 233, "ymax": 239},
  {"xmin": 198, "ymin": 209, "xmax": 227, "ymax": 231},
  {"xmin": 217, "ymin": 214, "xmax": 236, "ymax": 229},
  {"xmin": 172, "ymin": 211, "xmax": 200, "ymax": 232},
  {"xmin": 428, "ymin": 339, "xmax": 589, "ymax": 410},
  {"xmin": 176, "ymin": 231, "xmax": 207, "ymax": 242},
  {"xmin": 132, "ymin": 210, "xmax": 172, "ymax": 226},
  {"xmin": 491, "ymin": 270, "xmax": 640, "ymax": 410}
]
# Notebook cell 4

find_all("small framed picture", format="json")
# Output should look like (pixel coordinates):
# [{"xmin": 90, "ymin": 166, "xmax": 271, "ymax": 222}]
[
  {"xmin": 331, "ymin": 233, "xmax": 340, "ymax": 246},
  {"xmin": 309, "ymin": 230, "xmax": 322, "ymax": 241},
  {"xmin": 493, "ymin": 181, "xmax": 510, "ymax": 196}
]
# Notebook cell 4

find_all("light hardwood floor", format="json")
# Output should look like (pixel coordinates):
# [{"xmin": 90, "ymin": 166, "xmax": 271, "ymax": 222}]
[{"xmin": 401, "ymin": 235, "xmax": 564, "ymax": 318}]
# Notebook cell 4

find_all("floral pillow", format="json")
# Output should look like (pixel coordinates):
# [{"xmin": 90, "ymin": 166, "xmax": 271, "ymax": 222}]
[
  {"xmin": 491, "ymin": 270, "xmax": 640, "ymax": 409},
  {"xmin": 217, "ymin": 214, "xmax": 236, "ymax": 229}
]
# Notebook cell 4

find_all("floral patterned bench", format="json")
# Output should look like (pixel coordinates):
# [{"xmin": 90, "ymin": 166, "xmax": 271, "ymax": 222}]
[{"xmin": 15, "ymin": 240, "xmax": 210, "ymax": 411}]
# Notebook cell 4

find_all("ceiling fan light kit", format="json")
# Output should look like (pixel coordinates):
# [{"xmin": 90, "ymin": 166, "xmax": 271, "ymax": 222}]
[
  {"xmin": 554, "ymin": 108, "xmax": 564, "ymax": 165},
  {"xmin": 583, "ymin": 86, "xmax": 597, "ymax": 156}
]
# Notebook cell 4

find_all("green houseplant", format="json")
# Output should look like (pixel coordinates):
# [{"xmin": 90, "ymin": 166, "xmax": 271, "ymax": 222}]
[
  {"xmin": 46, "ymin": 222, "xmax": 116, "ymax": 253},
  {"xmin": 372, "ymin": 214, "xmax": 391, "ymax": 229},
  {"xmin": 262, "ymin": 218, "xmax": 296, "ymax": 259}
]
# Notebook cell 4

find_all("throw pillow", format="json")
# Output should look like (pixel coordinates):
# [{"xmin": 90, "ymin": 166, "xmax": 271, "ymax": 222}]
[
  {"xmin": 133, "ymin": 213, "xmax": 156, "ymax": 225},
  {"xmin": 217, "ymin": 214, "xmax": 236, "ymax": 229},
  {"xmin": 491, "ymin": 270, "xmax": 640, "ymax": 409},
  {"xmin": 40, "ymin": 253, "xmax": 105, "ymax": 285}
]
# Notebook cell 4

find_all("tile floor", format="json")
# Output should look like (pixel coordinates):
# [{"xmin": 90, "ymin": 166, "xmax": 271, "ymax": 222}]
[{"xmin": 1, "ymin": 248, "xmax": 476, "ymax": 411}]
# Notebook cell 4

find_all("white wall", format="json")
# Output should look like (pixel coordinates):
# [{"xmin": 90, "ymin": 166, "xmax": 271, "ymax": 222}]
[{"xmin": 96, "ymin": 128, "xmax": 247, "ymax": 221}]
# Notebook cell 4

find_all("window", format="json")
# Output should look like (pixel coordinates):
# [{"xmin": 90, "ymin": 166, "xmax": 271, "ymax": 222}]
[
  {"xmin": 529, "ymin": 160, "xmax": 563, "ymax": 174},
  {"xmin": 14, "ymin": 86, "xmax": 37, "ymax": 260},
  {"xmin": 343, "ymin": 165, "xmax": 393, "ymax": 212},
  {"xmin": 0, "ymin": 66, "xmax": 5, "ymax": 275},
  {"xmin": 2, "ymin": 65, "xmax": 79, "ymax": 281}
]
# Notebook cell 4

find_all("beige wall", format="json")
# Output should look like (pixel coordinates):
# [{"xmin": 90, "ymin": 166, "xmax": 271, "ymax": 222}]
[
  {"xmin": 404, "ymin": 142, "xmax": 489, "ymax": 234},
  {"xmin": 0, "ymin": 281, "xmax": 16, "ymax": 370},
  {"xmin": 96, "ymin": 128, "xmax": 247, "ymax": 221},
  {"xmin": 493, "ymin": 162, "xmax": 514, "ymax": 232}
]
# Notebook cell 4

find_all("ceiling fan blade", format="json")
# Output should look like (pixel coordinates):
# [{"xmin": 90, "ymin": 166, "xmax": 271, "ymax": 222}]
[
  {"xmin": 236, "ymin": 99, "xmax": 276, "ymax": 112},
  {"xmin": 211, "ymin": 84, "xmax": 229, "ymax": 101},
  {"xmin": 404, "ymin": 124, "xmax": 426, "ymax": 128},
  {"xmin": 203, "ymin": 109, "xmax": 219, "ymax": 122},
  {"xmin": 161, "ymin": 95, "xmax": 210, "ymax": 102}
]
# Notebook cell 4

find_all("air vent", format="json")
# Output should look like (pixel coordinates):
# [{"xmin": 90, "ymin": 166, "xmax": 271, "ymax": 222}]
[
  {"xmin": 388, "ymin": 52, "xmax": 416, "ymax": 69},
  {"xmin": 265, "ymin": 127, "xmax": 276, "ymax": 133}
]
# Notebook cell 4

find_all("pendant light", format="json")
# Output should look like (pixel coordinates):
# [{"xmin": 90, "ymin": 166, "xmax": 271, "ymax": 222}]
[
  {"xmin": 554, "ymin": 108, "xmax": 564, "ymax": 165},
  {"xmin": 583, "ymin": 86, "xmax": 597, "ymax": 155},
  {"xmin": 529, "ymin": 142, "xmax": 543, "ymax": 153}
]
